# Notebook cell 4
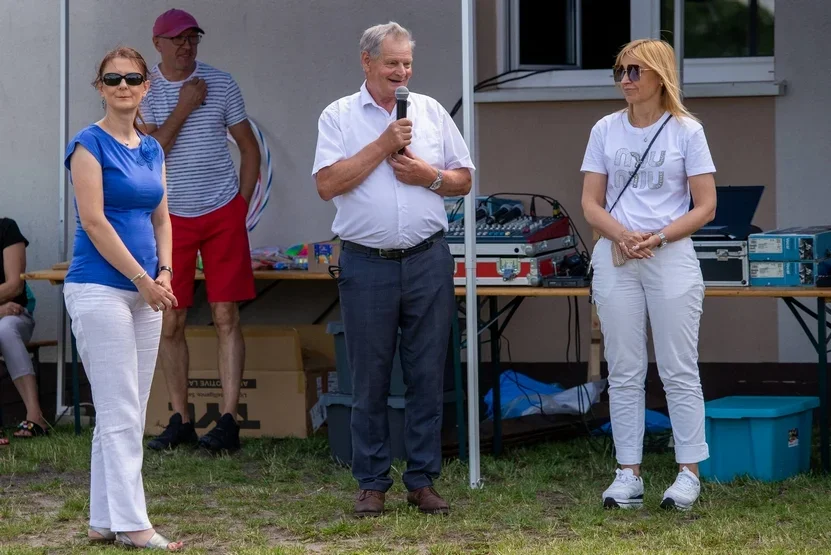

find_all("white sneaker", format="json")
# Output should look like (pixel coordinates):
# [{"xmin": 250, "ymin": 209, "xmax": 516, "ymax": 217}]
[
  {"xmin": 660, "ymin": 466, "xmax": 700, "ymax": 511},
  {"xmin": 601, "ymin": 468, "xmax": 644, "ymax": 509}
]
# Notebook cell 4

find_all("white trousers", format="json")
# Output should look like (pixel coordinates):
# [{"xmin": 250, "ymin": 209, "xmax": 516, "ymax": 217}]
[
  {"xmin": 591, "ymin": 237, "xmax": 709, "ymax": 465},
  {"xmin": 64, "ymin": 283, "xmax": 161, "ymax": 532}
]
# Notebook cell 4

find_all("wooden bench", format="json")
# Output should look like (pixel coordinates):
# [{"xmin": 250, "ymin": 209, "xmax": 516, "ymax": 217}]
[{"xmin": 0, "ymin": 340, "xmax": 57, "ymax": 426}]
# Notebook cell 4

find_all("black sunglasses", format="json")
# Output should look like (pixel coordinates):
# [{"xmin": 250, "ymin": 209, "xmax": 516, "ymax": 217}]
[
  {"xmin": 102, "ymin": 72, "xmax": 145, "ymax": 87},
  {"xmin": 613, "ymin": 64, "xmax": 651, "ymax": 83}
]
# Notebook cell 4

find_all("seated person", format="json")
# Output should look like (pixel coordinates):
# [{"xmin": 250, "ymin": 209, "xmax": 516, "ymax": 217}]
[{"xmin": 0, "ymin": 217, "xmax": 47, "ymax": 445}]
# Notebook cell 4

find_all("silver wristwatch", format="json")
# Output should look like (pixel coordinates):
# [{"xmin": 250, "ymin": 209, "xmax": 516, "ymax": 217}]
[
  {"xmin": 428, "ymin": 169, "xmax": 443, "ymax": 191},
  {"xmin": 656, "ymin": 232, "xmax": 668, "ymax": 248}
]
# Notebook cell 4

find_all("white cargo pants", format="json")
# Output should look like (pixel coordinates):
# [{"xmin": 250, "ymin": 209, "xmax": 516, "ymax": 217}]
[{"xmin": 591, "ymin": 236, "xmax": 709, "ymax": 465}]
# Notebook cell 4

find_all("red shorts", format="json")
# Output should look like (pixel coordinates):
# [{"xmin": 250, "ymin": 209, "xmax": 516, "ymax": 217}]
[{"xmin": 170, "ymin": 194, "xmax": 256, "ymax": 309}]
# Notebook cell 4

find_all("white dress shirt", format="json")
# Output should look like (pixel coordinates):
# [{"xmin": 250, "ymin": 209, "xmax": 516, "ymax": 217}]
[{"xmin": 312, "ymin": 81, "xmax": 475, "ymax": 249}]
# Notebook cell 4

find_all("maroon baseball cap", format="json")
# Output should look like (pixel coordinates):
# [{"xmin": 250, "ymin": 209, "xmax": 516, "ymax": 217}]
[{"xmin": 153, "ymin": 8, "xmax": 204, "ymax": 38}]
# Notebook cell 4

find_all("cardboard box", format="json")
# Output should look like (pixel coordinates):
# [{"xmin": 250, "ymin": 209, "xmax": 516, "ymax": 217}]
[
  {"xmin": 144, "ymin": 326, "xmax": 334, "ymax": 439},
  {"xmin": 307, "ymin": 241, "xmax": 340, "ymax": 273},
  {"xmin": 293, "ymin": 324, "xmax": 336, "ymax": 361}
]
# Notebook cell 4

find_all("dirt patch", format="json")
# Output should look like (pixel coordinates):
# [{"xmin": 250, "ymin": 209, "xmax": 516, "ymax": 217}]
[
  {"xmin": 1, "ymin": 467, "xmax": 87, "ymax": 490},
  {"xmin": 536, "ymin": 490, "xmax": 574, "ymax": 510}
]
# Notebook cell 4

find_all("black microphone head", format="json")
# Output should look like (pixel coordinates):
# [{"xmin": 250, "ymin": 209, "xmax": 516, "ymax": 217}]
[
  {"xmin": 496, "ymin": 205, "xmax": 522, "ymax": 224},
  {"xmin": 395, "ymin": 86, "xmax": 409, "ymax": 100}
]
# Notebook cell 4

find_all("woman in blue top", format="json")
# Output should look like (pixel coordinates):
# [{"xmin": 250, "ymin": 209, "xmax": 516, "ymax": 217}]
[{"xmin": 63, "ymin": 46, "xmax": 182, "ymax": 551}]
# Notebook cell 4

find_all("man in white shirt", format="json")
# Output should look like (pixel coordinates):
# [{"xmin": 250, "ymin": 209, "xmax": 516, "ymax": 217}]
[{"xmin": 312, "ymin": 22, "xmax": 474, "ymax": 517}]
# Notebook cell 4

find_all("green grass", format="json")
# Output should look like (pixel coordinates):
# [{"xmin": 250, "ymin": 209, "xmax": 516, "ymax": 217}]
[{"xmin": 1, "ymin": 427, "xmax": 831, "ymax": 554}]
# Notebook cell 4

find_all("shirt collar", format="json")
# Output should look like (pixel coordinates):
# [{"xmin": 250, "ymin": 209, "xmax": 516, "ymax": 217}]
[{"xmin": 360, "ymin": 80, "xmax": 412, "ymax": 109}]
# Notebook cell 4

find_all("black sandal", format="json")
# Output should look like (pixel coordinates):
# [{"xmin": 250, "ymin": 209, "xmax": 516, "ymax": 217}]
[
  {"xmin": 0, "ymin": 430, "xmax": 8, "ymax": 446},
  {"xmin": 13, "ymin": 420, "xmax": 48, "ymax": 439}
]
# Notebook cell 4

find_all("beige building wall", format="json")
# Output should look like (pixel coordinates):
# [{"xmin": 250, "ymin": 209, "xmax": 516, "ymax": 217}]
[{"xmin": 472, "ymin": 1, "xmax": 778, "ymax": 363}]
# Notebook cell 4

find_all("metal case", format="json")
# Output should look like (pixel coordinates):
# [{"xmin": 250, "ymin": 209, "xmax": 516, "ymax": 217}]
[
  {"xmin": 693, "ymin": 240, "xmax": 749, "ymax": 286},
  {"xmin": 452, "ymin": 249, "xmax": 575, "ymax": 286}
]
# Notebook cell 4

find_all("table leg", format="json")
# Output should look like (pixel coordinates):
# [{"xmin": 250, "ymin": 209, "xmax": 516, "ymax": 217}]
[
  {"xmin": 452, "ymin": 307, "xmax": 466, "ymax": 461},
  {"xmin": 819, "ymin": 297, "xmax": 828, "ymax": 472},
  {"xmin": 71, "ymin": 330, "xmax": 80, "ymax": 435},
  {"xmin": 313, "ymin": 297, "xmax": 340, "ymax": 325},
  {"xmin": 489, "ymin": 296, "xmax": 502, "ymax": 456}
]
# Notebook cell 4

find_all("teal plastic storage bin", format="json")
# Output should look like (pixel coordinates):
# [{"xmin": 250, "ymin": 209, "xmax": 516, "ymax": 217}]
[
  {"xmin": 322, "ymin": 392, "xmax": 460, "ymax": 466},
  {"xmin": 326, "ymin": 322, "xmax": 406, "ymax": 395},
  {"xmin": 700, "ymin": 396, "xmax": 819, "ymax": 482}
]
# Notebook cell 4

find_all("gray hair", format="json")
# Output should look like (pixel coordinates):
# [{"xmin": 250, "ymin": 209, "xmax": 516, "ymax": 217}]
[{"xmin": 359, "ymin": 22, "xmax": 415, "ymax": 58}]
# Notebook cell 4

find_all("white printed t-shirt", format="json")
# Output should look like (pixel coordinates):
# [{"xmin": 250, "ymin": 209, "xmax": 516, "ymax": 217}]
[{"xmin": 580, "ymin": 110, "xmax": 716, "ymax": 233}]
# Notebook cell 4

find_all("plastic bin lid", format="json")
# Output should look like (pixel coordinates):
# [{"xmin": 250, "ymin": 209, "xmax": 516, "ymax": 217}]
[
  {"xmin": 705, "ymin": 396, "xmax": 820, "ymax": 419},
  {"xmin": 325, "ymin": 322, "xmax": 401, "ymax": 335},
  {"xmin": 322, "ymin": 390, "xmax": 461, "ymax": 408},
  {"xmin": 321, "ymin": 393, "xmax": 408, "ymax": 409},
  {"xmin": 322, "ymin": 392, "xmax": 351, "ymax": 406},
  {"xmin": 325, "ymin": 322, "xmax": 344, "ymax": 335}
]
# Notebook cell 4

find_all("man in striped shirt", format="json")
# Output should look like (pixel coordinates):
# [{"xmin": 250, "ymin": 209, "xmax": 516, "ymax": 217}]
[{"xmin": 140, "ymin": 9, "xmax": 261, "ymax": 454}]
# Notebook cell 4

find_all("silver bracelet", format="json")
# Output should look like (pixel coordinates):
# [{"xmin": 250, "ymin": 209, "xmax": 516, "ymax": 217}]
[{"xmin": 130, "ymin": 270, "xmax": 147, "ymax": 283}]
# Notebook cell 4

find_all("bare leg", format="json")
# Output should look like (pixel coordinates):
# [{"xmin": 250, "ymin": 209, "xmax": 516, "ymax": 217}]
[
  {"xmin": 158, "ymin": 309, "xmax": 190, "ymax": 422},
  {"xmin": 680, "ymin": 463, "xmax": 699, "ymax": 476},
  {"xmin": 210, "ymin": 302, "xmax": 243, "ymax": 418},
  {"xmin": 12, "ymin": 375, "xmax": 47, "ymax": 427}
]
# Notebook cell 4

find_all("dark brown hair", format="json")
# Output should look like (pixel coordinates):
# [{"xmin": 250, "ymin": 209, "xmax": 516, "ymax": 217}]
[{"xmin": 93, "ymin": 46, "xmax": 149, "ymax": 132}]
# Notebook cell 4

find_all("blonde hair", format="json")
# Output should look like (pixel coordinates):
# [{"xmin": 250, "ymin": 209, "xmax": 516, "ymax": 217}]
[{"xmin": 615, "ymin": 39, "xmax": 698, "ymax": 122}]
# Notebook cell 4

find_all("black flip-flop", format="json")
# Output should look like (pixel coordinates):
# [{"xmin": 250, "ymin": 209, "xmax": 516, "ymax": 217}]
[{"xmin": 13, "ymin": 420, "xmax": 48, "ymax": 439}]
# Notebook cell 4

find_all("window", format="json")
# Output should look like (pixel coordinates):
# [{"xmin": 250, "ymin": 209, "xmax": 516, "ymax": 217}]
[
  {"xmin": 660, "ymin": 0, "xmax": 774, "ymax": 58},
  {"xmin": 512, "ymin": 0, "xmax": 630, "ymax": 70},
  {"xmin": 495, "ymin": 0, "xmax": 776, "ymax": 92}
]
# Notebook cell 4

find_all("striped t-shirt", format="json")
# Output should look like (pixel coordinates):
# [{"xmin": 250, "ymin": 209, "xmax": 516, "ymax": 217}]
[{"xmin": 141, "ymin": 61, "xmax": 248, "ymax": 217}]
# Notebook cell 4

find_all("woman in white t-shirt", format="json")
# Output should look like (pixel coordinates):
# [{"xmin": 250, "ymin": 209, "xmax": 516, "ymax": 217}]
[{"xmin": 581, "ymin": 39, "xmax": 717, "ymax": 511}]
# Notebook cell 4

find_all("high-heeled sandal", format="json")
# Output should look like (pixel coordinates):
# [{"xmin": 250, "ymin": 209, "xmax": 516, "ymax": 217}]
[
  {"xmin": 115, "ymin": 531, "xmax": 182, "ymax": 550},
  {"xmin": 88, "ymin": 526, "xmax": 116, "ymax": 542}
]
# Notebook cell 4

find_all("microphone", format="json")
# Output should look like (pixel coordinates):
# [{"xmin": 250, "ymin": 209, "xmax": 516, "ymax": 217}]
[
  {"xmin": 395, "ymin": 86, "xmax": 409, "ymax": 154},
  {"xmin": 488, "ymin": 205, "xmax": 509, "ymax": 224},
  {"xmin": 496, "ymin": 205, "xmax": 523, "ymax": 225}
]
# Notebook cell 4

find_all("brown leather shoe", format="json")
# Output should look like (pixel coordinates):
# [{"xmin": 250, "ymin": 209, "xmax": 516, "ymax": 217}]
[
  {"xmin": 354, "ymin": 489, "xmax": 385, "ymax": 517},
  {"xmin": 407, "ymin": 486, "xmax": 450, "ymax": 514}
]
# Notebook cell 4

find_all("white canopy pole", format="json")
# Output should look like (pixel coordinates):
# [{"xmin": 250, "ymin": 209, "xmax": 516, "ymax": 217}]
[
  {"xmin": 461, "ymin": 0, "xmax": 482, "ymax": 489},
  {"xmin": 674, "ymin": 0, "xmax": 684, "ymax": 95},
  {"xmin": 56, "ymin": 0, "xmax": 70, "ymax": 419}
]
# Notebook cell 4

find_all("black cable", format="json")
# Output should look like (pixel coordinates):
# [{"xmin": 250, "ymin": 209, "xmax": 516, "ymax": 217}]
[
  {"xmin": 494, "ymin": 316, "xmax": 607, "ymax": 455},
  {"xmin": 477, "ymin": 192, "xmax": 592, "ymax": 262},
  {"xmin": 448, "ymin": 197, "xmax": 464, "ymax": 224},
  {"xmin": 449, "ymin": 69, "xmax": 558, "ymax": 118}
]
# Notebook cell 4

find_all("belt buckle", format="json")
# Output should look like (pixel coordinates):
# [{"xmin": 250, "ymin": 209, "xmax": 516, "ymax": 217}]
[{"xmin": 378, "ymin": 248, "xmax": 397, "ymax": 259}]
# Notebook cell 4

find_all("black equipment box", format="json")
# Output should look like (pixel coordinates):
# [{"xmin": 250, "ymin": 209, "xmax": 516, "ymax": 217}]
[
  {"xmin": 694, "ymin": 241, "xmax": 749, "ymax": 286},
  {"xmin": 691, "ymin": 186, "xmax": 764, "ymax": 287}
]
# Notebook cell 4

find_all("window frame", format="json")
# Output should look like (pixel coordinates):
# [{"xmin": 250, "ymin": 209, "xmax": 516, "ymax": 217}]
[{"xmin": 495, "ymin": 0, "xmax": 775, "ymax": 90}]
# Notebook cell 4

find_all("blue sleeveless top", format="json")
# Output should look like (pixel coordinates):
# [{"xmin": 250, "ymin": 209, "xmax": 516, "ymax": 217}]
[{"xmin": 64, "ymin": 124, "xmax": 165, "ymax": 291}]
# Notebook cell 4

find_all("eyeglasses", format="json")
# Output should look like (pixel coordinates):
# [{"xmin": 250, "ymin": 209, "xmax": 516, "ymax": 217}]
[
  {"xmin": 613, "ymin": 64, "xmax": 652, "ymax": 83},
  {"xmin": 163, "ymin": 34, "xmax": 202, "ymax": 47},
  {"xmin": 101, "ymin": 73, "xmax": 146, "ymax": 87}
]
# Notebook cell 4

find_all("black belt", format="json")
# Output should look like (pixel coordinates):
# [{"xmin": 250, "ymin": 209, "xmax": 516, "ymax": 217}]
[{"xmin": 342, "ymin": 230, "xmax": 444, "ymax": 260}]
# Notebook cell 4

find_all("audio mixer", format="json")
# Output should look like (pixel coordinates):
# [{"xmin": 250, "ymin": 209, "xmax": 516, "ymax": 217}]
[{"xmin": 446, "ymin": 215, "xmax": 570, "ymax": 243}]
